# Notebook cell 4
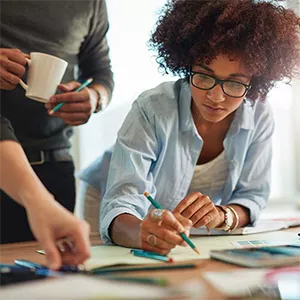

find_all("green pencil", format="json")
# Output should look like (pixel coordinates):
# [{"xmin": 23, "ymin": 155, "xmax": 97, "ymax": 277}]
[
  {"xmin": 49, "ymin": 77, "xmax": 93, "ymax": 114},
  {"xmin": 91, "ymin": 263, "xmax": 196, "ymax": 274},
  {"xmin": 144, "ymin": 192, "xmax": 200, "ymax": 255}
]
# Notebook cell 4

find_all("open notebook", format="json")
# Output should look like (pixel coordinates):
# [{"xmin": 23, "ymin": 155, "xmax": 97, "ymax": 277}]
[{"xmin": 191, "ymin": 217, "xmax": 300, "ymax": 236}]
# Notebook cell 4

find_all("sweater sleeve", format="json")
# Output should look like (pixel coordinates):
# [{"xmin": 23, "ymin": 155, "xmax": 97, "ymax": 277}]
[
  {"xmin": 77, "ymin": 0, "xmax": 114, "ymax": 100},
  {"xmin": 0, "ymin": 115, "xmax": 18, "ymax": 142}
]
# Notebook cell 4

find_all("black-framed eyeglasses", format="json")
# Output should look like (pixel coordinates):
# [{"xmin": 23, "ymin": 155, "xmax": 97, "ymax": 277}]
[{"xmin": 190, "ymin": 71, "xmax": 251, "ymax": 98}]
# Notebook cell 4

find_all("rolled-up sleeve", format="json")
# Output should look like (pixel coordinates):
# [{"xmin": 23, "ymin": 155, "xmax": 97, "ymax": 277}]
[
  {"xmin": 100, "ymin": 100, "xmax": 159, "ymax": 243},
  {"xmin": 0, "ymin": 116, "xmax": 18, "ymax": 142},
  {"xmin": 228, "ymin": 106, "xmax": 275, "ymax": 224}
]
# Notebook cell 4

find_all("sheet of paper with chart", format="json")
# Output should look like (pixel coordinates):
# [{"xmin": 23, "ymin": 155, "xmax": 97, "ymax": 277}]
[{"xmin": 85, "ymin": 231, "xmax": 299, "ymax": 270}]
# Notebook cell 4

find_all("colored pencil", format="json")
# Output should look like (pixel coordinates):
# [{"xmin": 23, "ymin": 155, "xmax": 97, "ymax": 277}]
[
  {"xmin": 49, "ymin": 77, "xmax": 93, "ymax": 114},
  {"xmin": 144, "ymin": 192, "xmax": 200, "ymax": 255},
  {"xmin": 130, "ymin": 249, "xmax": 173, "ymax": 263},
  {"xmin": 91, "ymin": 263, "xmax": 196, "ymax": 274}
]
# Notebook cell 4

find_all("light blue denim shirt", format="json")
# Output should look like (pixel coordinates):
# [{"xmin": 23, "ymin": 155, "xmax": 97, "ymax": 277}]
[{"xmin": 100, "ymin": 79, "xmax": 274, "ymax": 243}]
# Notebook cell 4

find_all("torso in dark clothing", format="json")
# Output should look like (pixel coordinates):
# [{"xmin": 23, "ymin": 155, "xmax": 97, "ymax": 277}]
[{"xmin": 0, "ymin": 0, "xmax": 113, "ymax": 151}]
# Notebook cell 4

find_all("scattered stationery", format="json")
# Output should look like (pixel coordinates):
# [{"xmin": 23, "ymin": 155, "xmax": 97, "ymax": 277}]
[
  {"xmin": 191, "ymin": 217, "xmax": 300, "ymax": 236},
  {"xmin": 49, "ymin": 77, "xmax": 93, "ymax": 114},
  {"xmin": 91, "ymin": 263, "xmax": 197, "ymax": 275},
  {"xmin": 210, "ymin": 244, "xmax": 300, "ymax": 267},
  {"xmin": 130, "ymin": 249, "xmax": 174, "ymax": 263},
  {"xmin": 144, "ymin": 192, "xmax": 200, "ymax": 255},
  {"xmin": 14, "ymin": 259, "xmax": 79, "ymax": 274},
  {"xmin": 232, "ymin": 238, "xmax": 300, "ymax": 249},
  {"xmin": 0, "ymin": 264, "xmax": 48, "ymax": 286}
]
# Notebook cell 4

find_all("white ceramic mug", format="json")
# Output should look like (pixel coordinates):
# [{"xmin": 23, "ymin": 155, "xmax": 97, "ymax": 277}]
[{"xmin": 19, "ymin": 52, "xmax": 68, "ymax": 103}]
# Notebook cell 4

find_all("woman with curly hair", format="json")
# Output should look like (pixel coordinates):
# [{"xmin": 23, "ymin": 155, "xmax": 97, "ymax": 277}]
[{"xmin": 100, "ymin": 0, "xmax": 300, "ymax": 254}]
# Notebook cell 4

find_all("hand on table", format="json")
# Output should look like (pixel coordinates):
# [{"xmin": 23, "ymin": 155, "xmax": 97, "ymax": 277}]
[
  {"xmin": 45, "ymin": 81, "xmax": 98, "ymax": 126},
  {"xmin": 173, "ymin": 192, "xmax": 224, "ymax": 229},
  {"xmin": 139, "ymin": 209, "xmax": 192, "ymax": 255},
  {"xmin": 0, "ymin": 48, "xmax": 28, "ymax": 90}
]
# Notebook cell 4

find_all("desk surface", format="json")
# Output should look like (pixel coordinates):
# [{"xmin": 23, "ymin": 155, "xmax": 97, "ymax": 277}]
[{"xmin": 1, "ymin": 227, "xmax": 299, "ymax": 299}]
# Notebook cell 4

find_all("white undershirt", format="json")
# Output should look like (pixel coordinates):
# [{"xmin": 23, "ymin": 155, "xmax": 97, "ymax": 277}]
[{"xmin": 187, "ymin": 151, "xmax": 229, "ymax": 202}]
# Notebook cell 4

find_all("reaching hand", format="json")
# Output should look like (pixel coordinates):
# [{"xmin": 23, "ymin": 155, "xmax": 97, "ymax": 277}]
[
  {"xmin": 139, "ymin": 209, "xmax": 192, "ymax": 255},
  {"xmin": 173, "ymin": 192, "xmax": 224, "ymax": 229},
  {"xmin": 0, "ymin": 48, "xmax": 28, "ymax": 90},
  {"xmin": 25, "ymin": 198, "xmax": 91, "ymax": 270},
  {"xmin": 45, "ymin": 81, "xmax": 97, "ymax": 126}
]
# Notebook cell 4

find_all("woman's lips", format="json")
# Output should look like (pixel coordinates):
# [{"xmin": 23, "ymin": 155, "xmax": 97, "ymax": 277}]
[{"xmin": 203, "ymin": 104, "xmax": 225, "ymax": 113}]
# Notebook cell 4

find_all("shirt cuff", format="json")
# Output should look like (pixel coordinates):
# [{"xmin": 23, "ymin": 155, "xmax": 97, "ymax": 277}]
[
  {"xmin": 226, "ymin": 198, "xmax": 264, "ymax": 225},
  {"xmin": 100, "ymin": 207, "xmax": 143, "ymax": 244}
]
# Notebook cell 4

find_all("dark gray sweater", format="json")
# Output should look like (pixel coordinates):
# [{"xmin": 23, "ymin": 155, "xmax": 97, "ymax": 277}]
[{"xmin": 0, "ymin": 0, "xmax": 114, "ymax": 151}]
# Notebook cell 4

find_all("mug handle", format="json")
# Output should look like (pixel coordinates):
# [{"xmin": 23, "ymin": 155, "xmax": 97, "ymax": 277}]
[{"xmin": 19, "ymin": 58, "xmax": 31, "ymax": 91}]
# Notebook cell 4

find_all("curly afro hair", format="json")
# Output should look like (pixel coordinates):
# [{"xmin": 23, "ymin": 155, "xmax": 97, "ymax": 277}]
[{"xmin": 149, "ymin": 0, "xmax": 300, "ymax": 101}]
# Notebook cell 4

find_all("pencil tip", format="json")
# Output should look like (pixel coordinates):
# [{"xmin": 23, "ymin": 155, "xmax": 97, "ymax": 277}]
[
  {"xmin": 194, "ymin": 248, "xmax": 200, "ymax": 255},
  {"xmin": 144, "ymin": 192, "xmax": 149, "ymax": 197},
  {"xmin": 49, "ymin": 110, "xmax": 54, "ymax": 115},
  {"xmin": 168, "ymin": 257, "xmax": 174, "ymax": 263}
]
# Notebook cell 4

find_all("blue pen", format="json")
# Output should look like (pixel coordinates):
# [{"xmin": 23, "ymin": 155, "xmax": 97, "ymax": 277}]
[
  {"xmin": 1, "ymin": 264, "xmax": 35, "ymax": 273},
  {"xmin": 14, "ymin": 259, "xmax": 75, "ymax": 274}
]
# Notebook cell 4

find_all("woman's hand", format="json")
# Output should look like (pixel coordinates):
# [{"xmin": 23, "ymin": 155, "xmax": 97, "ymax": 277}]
[
  {"xmin": 0, "ymin": 48, "xmax": 28, "ymax": 90},
  {"xmin": 139, "ymin": 209, "xmax": 192, "ymax": 255},
  {"xmin": 173, "ymin": 192, "xmax": 224, "ymax": 229}
]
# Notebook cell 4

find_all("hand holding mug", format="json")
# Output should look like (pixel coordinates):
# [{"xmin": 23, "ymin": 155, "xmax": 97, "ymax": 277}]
[
  {"xmin": 173, "ymin": 192, "xmax": 224, "ymax": 229},
  {"xmin": 139, "ymin": 209, "xmax": 192, "ymax": 255},
  {"xmin": 0, "ymin": 48, "xmax": 28, "ymax": 90}
]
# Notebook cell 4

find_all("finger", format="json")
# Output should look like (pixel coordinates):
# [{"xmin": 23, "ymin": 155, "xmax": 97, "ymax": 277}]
[
  {"xmin": 48, "ymin": 111, "xmax": 91, "ymax": 124},
  {"xmin": 41, "ymin": 237, "xmax": 62, "ymax": 270},
  {"xmin": 194, "ymin": 207, "xmax": 219, "ymax": 228},
  {"xmin": 141, "ymin": 231, "xmax": 176, "ymax": 250},
  {"xmin": 69, "ymin": 223, "xmax": 91, "ymax": 265},
  {"xmin": 140, "ymin": 241, "xmax": 171, "ymax": 255},
  {"xmin": 190, "ymin": 201, "xmax": 215, "ymax": 226},
  {"xmin": 181, "ymin": 195, "xmax": 211, "ymax": 219},
  {"xmin": 0, "ymin": 57, "xmax": 26, "ymax": 77},
  {"xmin": 173, "ymin": 213, "xmax": 192, "ymax": 231},
  {"xmin": 150, "ymin": 226, "xmax": 182, "ymax": 247},
  {"xmin": 46, "ymin": 101, "xmax": 92, "ymax": 113},
  {"xmin": 0, "ymin": 78, "xmax": 16, "ymax": 90},
  {"xmin": 57, "ymin": 81, "xmax": 81, "ymax": 92},
  {"xmin": 173, "ymin": 192, "xmax": 203, "ymax": 214},
  {"xmin": 0, "ymin": 48, "xmax": 28, "ymax": 65},
  {"xmin": 48, "ymin": 90, "xmax": 89, "ymax": 106},
  {"xmin": 0, "ymin": 68, "xmax": 22, "ymax": 85},
  {"xmin": 160, "ymin": 210, "xmax": 187, "ymax": 233}
]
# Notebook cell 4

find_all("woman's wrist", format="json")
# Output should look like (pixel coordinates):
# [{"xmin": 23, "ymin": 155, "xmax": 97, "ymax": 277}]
[{"xmin": 215, "ymin": 206, "xmax": 226, "ymax": 228}]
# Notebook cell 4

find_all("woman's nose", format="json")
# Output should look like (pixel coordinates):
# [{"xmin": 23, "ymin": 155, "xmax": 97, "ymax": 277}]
[{"xmin": 206, "ymin": 84, "xmax": 226, "ymax": 102}]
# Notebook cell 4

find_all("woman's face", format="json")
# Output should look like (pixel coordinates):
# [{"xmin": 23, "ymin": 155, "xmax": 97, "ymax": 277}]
[{"xmin": 190, "ymin": 54, "xmax": 251, "ymax": 124}]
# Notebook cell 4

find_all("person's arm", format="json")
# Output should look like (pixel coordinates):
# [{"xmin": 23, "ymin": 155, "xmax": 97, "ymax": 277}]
[
  {"xmin": 100, "ymin": 100, "xmax": 158, "ymax": 245},
  {"xmin": 0, "ymin": 138, "xmax": 90, "ymax": 269},
  {"xmin": 78, "ymin": 0, "xmax": 114, "ymax": 105}
]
